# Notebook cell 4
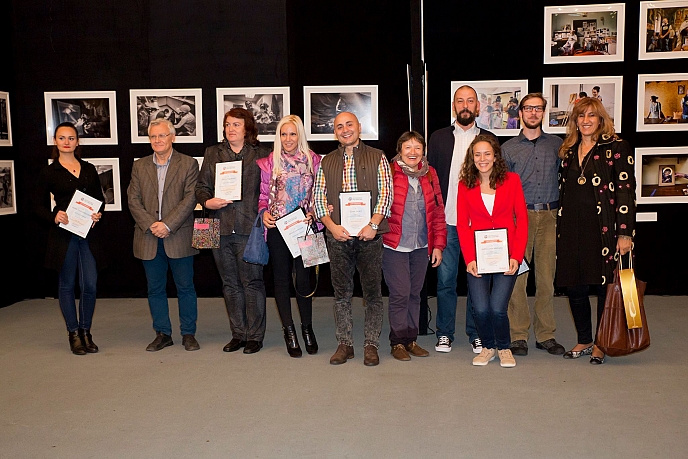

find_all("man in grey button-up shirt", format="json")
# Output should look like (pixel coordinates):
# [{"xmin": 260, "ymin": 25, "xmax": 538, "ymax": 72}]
[{"xmin": 501, "ymin": 93, "xmax": 566, "ymax": 357}]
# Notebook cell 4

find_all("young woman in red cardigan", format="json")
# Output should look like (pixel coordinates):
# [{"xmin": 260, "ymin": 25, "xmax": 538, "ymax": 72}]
[{"xmin": 457, "ymin": 135, "xmax": 528, "ymax": 367}]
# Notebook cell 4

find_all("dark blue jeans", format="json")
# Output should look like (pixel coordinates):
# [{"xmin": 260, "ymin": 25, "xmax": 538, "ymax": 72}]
[
  {"xmin": 436, "ymin": 224, "xmax": 478, "ymax": 343},
  {"xmin": 58, "ymin": 234, "xmax": 97, "ymax": 332},
  {"xmin": 466, "ymin": 271, "xmax": 517, "ymax": 350},
  {"xmin": 212, "ymin": 234, "xmax": 266, "ymax": 341},
  {"xmin": 142, "ymin": 238, "xmax": 198, "ymax": 336}
]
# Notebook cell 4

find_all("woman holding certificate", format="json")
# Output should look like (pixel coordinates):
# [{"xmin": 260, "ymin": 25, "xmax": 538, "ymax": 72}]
[
  {"xmin": 382, "ymin": 131, "xmax": 446, "ymax": 361},
  {"xmin": 556, "ymin": 98, "xmax": 635, "ymax": 365},
  {"xmin": 257, "ymin": 115, "xmax": 321, "ymax": 358},
  {"xmin": 457, "ymin": 135, "xmax": 527, "ymax": 368},
  {"xmin": 35, "ymin": 122, "xmax": 104, "ymax": 355}
]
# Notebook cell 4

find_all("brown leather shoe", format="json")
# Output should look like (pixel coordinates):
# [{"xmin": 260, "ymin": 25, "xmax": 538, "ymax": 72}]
[
  {"xmin": 329, "ymin": 343, "xmax": 354, "ymax": 365},
  {"xmin": 391, "ymin": 344, "xmax": 411, "ymax": 361},
  {"xmin": 363, "ymin": 345, "xmax": 380, "ymax": 366},
  {"xmin": 405, "ymin": 341, "xmax": 429, "ymax": 357}
]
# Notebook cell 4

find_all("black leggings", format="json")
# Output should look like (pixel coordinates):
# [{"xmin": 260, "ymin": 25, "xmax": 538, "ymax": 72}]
[
  {"xmin": 566, "ymin": 284, "xmax": 606, "ymax": 345},
  {"xmin": 266, "ymin": 227, "xmax": 313, "ymax": 327}
]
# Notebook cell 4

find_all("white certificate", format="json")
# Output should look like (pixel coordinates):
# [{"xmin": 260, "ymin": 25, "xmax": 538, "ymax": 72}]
[
  {"xmin": 59, "ymin": 190, "xmax": 103, "ymax": 238},
  {"xmin": 275, "ymin": 208, "xmax": 310, "ymax": 258},
  {"xmin": 339, "ymin": 191, "xmax": 371, "ymax": 235},
  {"xmin": 215, "ymin": 161, "xmax": 242, "ymax": 201},
  {"xmin": 475, "ymin": 228, "xmax": 510, "ymax": 274}
]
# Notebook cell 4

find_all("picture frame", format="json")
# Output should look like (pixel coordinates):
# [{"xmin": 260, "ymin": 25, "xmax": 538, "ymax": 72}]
[
  {"xmin": 130, "ymin": 89, "xmax": 203, "ymax": 143},
  {"xmin": 658, "ymin": 165, "xmax": 675, "ymax": 186},
  {"xmin": 638, "ymin": 1, "xmax": 688, "ymax": 61},
  {"xmin": 0, "ymin": 160, "xmax": 16, "ymax": 215},
  {"xmin": 542, "ymin": 76, "xmax": 623, "ymax": 135},
  {"xmin": 635, "ymin": 147, "xmax": 688, "ymax": 204},
  {"xmin": 44, "ymin": 91, "xmax": 118, "ymax": 145},
  {"xmin": 544, "ymin": 3, "xmax": 625, "ymax": 64},
  {"xmin": 449, "ymin": 80, "xmax": 528, "ymax": 136},
  {"xmin": 303, "ymin": 85, "xmax": 378, "ymax": 141},
  {"xmin": 49, "ymin": 158, "xmax": 122, "ymax": 211},
  {"xmin": 0, "ymin": 91, "xmax": 12, "ymax": 147},
  {"xmin": 216, "ymin": 87, "xmax": 289, "ymax": 143},
  {"xmin": 637, "ymin": 73, "xmax": 688, "ymax": 132}
]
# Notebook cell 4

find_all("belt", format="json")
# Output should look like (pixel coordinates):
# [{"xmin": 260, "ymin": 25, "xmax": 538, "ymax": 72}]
[{"xmin": 527, "ymin": 200, "xmax": 558, "ymax": 211}]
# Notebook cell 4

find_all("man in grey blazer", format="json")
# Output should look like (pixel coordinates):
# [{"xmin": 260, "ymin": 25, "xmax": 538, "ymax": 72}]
[{"xmin": 128, "ymin": 118, "xmax": 200, "ymax": 352}]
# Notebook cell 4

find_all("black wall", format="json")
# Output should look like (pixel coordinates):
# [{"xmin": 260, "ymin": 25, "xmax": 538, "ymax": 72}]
[{"xmin": 1, "ymin": 1, "xmax": 685, "ymax": 308}]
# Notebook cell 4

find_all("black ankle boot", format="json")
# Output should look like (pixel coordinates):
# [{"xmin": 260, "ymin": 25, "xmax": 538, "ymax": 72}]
[
  {"xmin": 78, "ymin": 328, "xmax": 99, "ymax": 353},
  {"xmin": 283, "ymin": 324, "xmax": 302, "ymax": 358},
  {"xmin": 301, "ymin": 323, "xmax": 318, "ymax": 355},
  {"xmin": 69, "ymin": 331, "xmax": 87, "ymax": 355}
]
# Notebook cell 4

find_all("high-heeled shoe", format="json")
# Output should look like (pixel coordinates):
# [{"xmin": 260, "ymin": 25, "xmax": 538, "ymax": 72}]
[
  {"xmin": 68, "ymin": 331, "xmax": 87, "ymax": 356},
  {"xmin": 301, "ymin": 323, "xmax": 318, "ymax": 355},
  {"xmin": 78, "ymin": 328, "xmax": 99, "ymax": 353},
  {"xmin": 562, "ymin": 344, "xmax": 593, "ymax": 359},
  {"xmin": 283, "ymin": 324, "xmax": 302, "ymax": 358}
]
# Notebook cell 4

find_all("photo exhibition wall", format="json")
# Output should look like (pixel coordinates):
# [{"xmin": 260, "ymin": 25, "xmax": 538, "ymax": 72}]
[{"xmin": 1, "ymin": 1, "xmax": 687, "ymax": 308}]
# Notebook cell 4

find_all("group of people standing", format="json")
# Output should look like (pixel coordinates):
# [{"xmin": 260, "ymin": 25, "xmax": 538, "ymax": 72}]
[{"xmin": 36, "ymin": 84, "xmax": 636, "ymax": 368}]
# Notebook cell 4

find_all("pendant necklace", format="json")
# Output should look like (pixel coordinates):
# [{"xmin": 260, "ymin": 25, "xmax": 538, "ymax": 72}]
[{"xmin": 577, "ymin": 145, "xmax": 593, "ymax": 185}]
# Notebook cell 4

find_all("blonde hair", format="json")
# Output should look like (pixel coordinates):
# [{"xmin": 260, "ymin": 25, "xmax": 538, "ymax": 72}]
[
  {"xmin": 271, "ymin": 115, "xmax": 313, "ymax": 178},
  {"xmin": 559, "ymin": 97, "xmax": 615, "ymax": 159}
]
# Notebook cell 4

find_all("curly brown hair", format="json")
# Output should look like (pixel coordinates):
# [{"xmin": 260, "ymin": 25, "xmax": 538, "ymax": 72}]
[{"xmin": 459, "ymin": 135, "xmax": 508, "ymax": 190}]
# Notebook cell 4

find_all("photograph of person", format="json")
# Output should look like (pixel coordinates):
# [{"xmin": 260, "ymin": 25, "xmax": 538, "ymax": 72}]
[
  {"xmin": 304, "ymin": 85, "xmax": 378, "ymax": 140},
  {"xmin": 0, "ymin": 161, "xmax": 15, "ymax": 215},
  {"xmin": 636, "ymin": 148, "xmax": 688, "ymax": 203},
  {"xmin": 450, "ymin": 80, "xmax": 527, "ymax": 136},
  {"xmin": 545, "ymin": 3, "xmax": 625, "ymax": 64},
  {"xmin": 637, "ymin": 74, "xmax": 688, "ymax": 131},
  {"xmin": 0, "ymin": 91, "xmax": 11, "ymax": 146},
  {"xmin": 44, "ymin": 91, "xmax": 118, "ymax": 145},
  {"xmin": 132, "ymin": 92, "xmax": 200, "ymax": 142},
  {"xmin": 639, "ymin": 1, "xmax": 688, "ymax": 60},
  {"xmin": 218, "ymin": 88, "xmax": 286, "ymax": 140}
]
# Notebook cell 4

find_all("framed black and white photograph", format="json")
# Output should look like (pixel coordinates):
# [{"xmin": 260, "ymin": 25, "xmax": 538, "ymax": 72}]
[
  {"xmin": 49, "ymin": 157, "xmax": 122, "ymax": 211},
  {"xmin": 216, "ymin": 87, "xmax": 289, "ymax": 143},
  {"xmin": 0, "ymin": 160, "xmax": 16, "ymax": 215},
  {"xmin": 0, "ymin": 91, "xmax": 12, "ymax": 147},
  {"xmin": 636, "ymin": 147, "xmax": 688, "ymax": 204},
  {"xmin": 542, "ymin": 76, "xmax": 623, "ymax": 135},
  {"xmin": 544, "ymin": 3, "xmax": 625, "ymax": 64},
  {"xmin": 450, "ymin": 80, "xmax": 528, "ymax": 137},
  {"xmin": 303, "ymin": 85, "xmax": 378, "ymax": 141},
  {"xmin": 44, "ymin": 91, "xmax": 118, "ymax": 145},
  {"xmin": 636, "ymin": 73, "xmax": 688, "ymax": 132},
  {"xmin": 130, "ymin": 89, "xmax": 203, "ymax": 143},
  {"xmin": 639, "ymin": 1, "xmax": 688, "ymax": 60}
]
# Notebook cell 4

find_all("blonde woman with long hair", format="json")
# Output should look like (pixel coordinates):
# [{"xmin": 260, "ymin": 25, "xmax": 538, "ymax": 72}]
[{"xmin": 257, "ymin": 115, "xmax": 322, "ymax": 357}]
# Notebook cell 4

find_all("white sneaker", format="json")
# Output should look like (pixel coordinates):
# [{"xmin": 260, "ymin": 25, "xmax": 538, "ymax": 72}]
[
  {"xmin": 471, "ymin": 338, "xmax": 483, "ymax": 354},
  {"xmin": 472, "ymin": 348, "xmax": 496, "ymax": 366},
  {"xmin": 498, "ymin": 349, "xmax": 516, "ymax": 368},
  {"xmin": 435, "ymin": 336, "xmax": 452, "ymax": 352}
]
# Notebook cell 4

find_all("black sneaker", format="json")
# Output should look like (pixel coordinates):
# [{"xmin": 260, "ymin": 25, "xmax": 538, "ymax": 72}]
[
  {"xmin": 435, "ymin": 336, "xmax": 452, "ymax": 352},
  {"xmin": 471, "ymin": 338, "xmax": 483, "ymax": 354},
  {"xmin": 536, "ymin": 338, "xmax": 566, "ymax": 355},
  {"xmin": 510, "ymin": 340, "xmax": 528, "ymax": 356}
]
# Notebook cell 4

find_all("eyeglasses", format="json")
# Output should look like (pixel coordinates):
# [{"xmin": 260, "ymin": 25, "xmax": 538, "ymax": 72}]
[
  {"xmin": 149, "ymin": 133, "xmax": 172, "ymax": 140},
  {"xmin": 522, "ymin": 105, "xmax": 545, "ymax": 113}
]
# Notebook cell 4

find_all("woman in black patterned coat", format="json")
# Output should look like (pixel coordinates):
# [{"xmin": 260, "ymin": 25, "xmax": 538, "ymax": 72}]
[{"xmin": 556, "ymin": 98, "xmax": 636, "ymax": 365}]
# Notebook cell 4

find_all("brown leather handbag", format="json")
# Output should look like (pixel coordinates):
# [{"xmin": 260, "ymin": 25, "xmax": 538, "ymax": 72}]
[{"xmin": 596, "ymin": 254, "xmax": 650, "ymax": 357}]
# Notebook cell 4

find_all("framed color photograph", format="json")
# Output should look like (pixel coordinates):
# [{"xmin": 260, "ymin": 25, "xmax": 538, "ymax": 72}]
[
  {"xmin": 0, "ymin": 160, "xmax": 16, "ymax": 215},
  {"xmin": 639, "ymin": 1, "xmax": 688, "ymax": 60},
  {"xmin": 542, "ymin": 76, "xmax": 623, "ymax": 134},
  {"xmin": 0, "ymin": 91, "xmax": 11, "ymax": 147},
  {"xmin": 303, "ymin": 85, "xmax": 378, "ymax": 141},
  {"xmin": 216, "ymin": 87, "xmax": 289, "ymax": 143},
  {"xmin": 449, "ymin": 80, "xmax": 528, "ymax": 136},
  {"xmin": 130, "ymin": 89, "xmax": 203, "ymax": 143},
  {"xmin": 49, "ymin": 158, "xmax": 122, "ymax": 211},
  {"xmin": 636, "ymin": 147, "xmax": 688, "ymax": 204},
  {"xmin": 44, "ymin": 91, "xmax": 118, "ymax": 145},
  {"xmin": 637, "ymin": 73, "xmax": 688, "ymax": 132},
  {"xmin": 544, "ymin": 3, "xmax": 625, "ymax": 64}
]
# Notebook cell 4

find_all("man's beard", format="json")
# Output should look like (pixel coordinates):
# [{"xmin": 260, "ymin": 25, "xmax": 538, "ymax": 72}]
[
  {"xmin": 456, "ymin": 109, "xmax": 476, "ymax": 126},
  {"xmin": 522, "ymin": 118, "xmax": 542, "ymax": 130}
]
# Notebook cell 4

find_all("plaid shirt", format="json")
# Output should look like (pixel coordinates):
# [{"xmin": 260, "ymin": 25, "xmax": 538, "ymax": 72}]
[{"xmin": 314, "ymin": 149, "xmax": 392, "ymax": 219}]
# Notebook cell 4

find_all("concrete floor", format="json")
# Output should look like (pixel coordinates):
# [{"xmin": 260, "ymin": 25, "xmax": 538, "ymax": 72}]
[{"xmin": 1, "ymin": 295, "xmax": 686, "ymax": 458}]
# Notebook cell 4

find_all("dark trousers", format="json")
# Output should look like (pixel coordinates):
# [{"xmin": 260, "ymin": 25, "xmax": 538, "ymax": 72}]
[
  {"xmin": 566, "ymin": 284, "xmax": 606, "ymax": 345},
  {"xmin": 212, "ymin": 234, "xmax": 266, "ymax": 341},
  {"xmin": 382, "ymin": 247, "xmax": 428, "ymax": 346},
  {"xmin": 266, "ymin": 227, "xmax": 313, "ymax": 328},
  {"xmin": 466, "ymin": 272, "xmax": 517, "ymax": 350},
  {"xmin": 58, "ymin": 234, "xmax": 97, "ymax": 332}
]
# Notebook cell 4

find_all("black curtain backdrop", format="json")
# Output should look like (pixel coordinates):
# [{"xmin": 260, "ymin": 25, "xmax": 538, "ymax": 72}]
[{"xmin": 1, "ymin": 1, "xmax": 685, "ymax": 309}]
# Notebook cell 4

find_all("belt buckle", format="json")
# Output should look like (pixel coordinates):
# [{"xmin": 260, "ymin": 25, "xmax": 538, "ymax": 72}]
[{"xmin": 533, "ymin": 203, "xmax": 545, "ymax": 211}]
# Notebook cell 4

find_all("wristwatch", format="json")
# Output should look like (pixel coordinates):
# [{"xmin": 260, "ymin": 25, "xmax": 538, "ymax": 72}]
[{"xmin": 368, "ymin": 222, "xmax": 379, "ymax": 230}]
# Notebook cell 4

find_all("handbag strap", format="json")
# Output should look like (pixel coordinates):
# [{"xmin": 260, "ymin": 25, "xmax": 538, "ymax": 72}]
[
  {"xmin": 618, "ymin": 248, "xmax": 633, "ymax": 271},
  {"xmin": 292, "ymin": 263, "xmax": 319, "ymax": 298}
]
